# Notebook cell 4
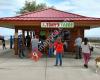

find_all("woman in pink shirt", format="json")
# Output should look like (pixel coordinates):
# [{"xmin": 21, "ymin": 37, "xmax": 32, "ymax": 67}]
[{"xmin": 81, "ymin": 38, "xmax": 91, "ymax": 68}]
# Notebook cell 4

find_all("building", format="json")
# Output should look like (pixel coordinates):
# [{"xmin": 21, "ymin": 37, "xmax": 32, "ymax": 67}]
[{"xmin": 0, "ymin": 8, "xmax": 100, "ymax": 55}]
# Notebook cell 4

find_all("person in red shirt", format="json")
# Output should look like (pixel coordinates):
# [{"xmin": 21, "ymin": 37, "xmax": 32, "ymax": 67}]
[{"xmin": 54, "ymin": 37, "xmax": 64, "ymax": 66}]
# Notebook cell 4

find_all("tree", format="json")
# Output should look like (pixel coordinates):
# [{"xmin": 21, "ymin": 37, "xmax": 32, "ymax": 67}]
[{"xmin": 17, "ymin": 1, "xmax": 47, "ymax": 14}]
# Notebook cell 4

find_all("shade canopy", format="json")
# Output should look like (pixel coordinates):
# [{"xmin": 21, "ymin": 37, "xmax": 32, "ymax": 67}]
[{"xmin": 0, "ymin": 8, "xmax": 100, "ymax": 29}]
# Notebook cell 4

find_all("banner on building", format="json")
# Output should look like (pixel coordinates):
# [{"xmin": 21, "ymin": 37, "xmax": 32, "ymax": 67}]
[{"xmin": 41, "ymin": 22, "xmax": 74, "ymax": 28}]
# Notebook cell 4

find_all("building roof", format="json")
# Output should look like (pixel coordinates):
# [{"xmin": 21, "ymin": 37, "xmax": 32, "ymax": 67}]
[
  {"xmin": 0, "ymin": 8, "xmax": 100, "ymax": 29},
  {"xmin": 0, "ymin": 8, "xmax": 100, "ymax": 21}
]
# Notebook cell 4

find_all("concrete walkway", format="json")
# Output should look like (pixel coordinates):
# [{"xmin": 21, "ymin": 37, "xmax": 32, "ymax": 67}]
[{"xmin": 0, "ymin": 48, "xmax": 100, "ymax": 80}]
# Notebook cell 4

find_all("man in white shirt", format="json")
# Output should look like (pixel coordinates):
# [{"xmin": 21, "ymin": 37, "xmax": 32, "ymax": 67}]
[
  {"xmin": 31, "ymin": 36, "xmax": 39, "ymax": 51},
  {"xmin": 74, "ymin": 36, "xmax": 82, "ymax": 59}
]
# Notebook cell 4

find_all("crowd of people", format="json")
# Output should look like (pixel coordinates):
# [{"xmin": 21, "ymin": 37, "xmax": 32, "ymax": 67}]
[{"xmin": 17, "ymin": 30, "xmax": 93, "ymax": 68}]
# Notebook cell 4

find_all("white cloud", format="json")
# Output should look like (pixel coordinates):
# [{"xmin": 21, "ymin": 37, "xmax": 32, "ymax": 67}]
[
  {"xmin": 0, "ymin": 0, "xmax": 20, "ymax": 17},
  {"xmin": 0, "ymin": 0, "xmax": 51, "ymax": 17},
  {"xmin": 51, "ymin": 0, "xmax": 100, "ymax": 17},
  {"xmin": 68, "ymin": 0, "xmax": 100, "ymax": 17},
  {"xmin": 0, "ymin": 0, "xmax": 15, "ymax": 10},
  {"xmin": 54, "ymin": 1, "xmax": 76, "ymax": 11},
  {"xmin": 0, "ymin": 0, "xmax": 100, "ymax": 17},
  {"xmin": 85, "ymin": 28, "xmax": 100, "ymax": 37}
]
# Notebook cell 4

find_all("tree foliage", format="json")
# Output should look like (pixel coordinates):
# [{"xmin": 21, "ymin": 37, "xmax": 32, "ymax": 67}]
[{"xmin": 17, "ymin": 1, "xmax": 47, "ymax": 14}]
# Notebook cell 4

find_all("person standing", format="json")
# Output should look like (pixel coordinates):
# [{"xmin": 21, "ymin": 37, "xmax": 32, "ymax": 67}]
[
  {"xmin": 26, "ymin": 35, "xmax": 31, "ymax": 48},
  {"xmin": 63, "ymin": 40, "xmax": 68, "ymax": 52},
  {"xmin": 10, "ymin": 35, "xmax": 13, "ymax": 49},
  {"xmin": 54, "ymin": 37, "xmax": 64, "ymax": 66},
  {"xmin": 74, "ymin": 36, "xmax": 82, "ymax": 59},
  {"xmin": 31, "ymin": 36, "xmax": 42, "ymax": 61},
  {"xmin": 2, "ymin": 39, "xmax": 6, "ymax": 50},
  {"xmin": 48, "ymin": 41, "xmax": 54, "ymax": 57},
  {"xmin": 18, "ymin": 35, "xmax": 25, "ymax": 58},
  {"xmin": 81, "ymin": 38, "xmax": 91, "ymax": 68},
  {"xmin": 31, "ymin": 35, "xmax": 39, "ymax": 51}
]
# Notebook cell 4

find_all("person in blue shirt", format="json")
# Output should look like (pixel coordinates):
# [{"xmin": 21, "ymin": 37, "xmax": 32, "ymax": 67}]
[
  {"xmin": 18, "ymin": 35, "xmax": 25, "ymax": 58},
  {"xmin": 74, "ymin": 36, "xmax": 82, "ymax": 59}
]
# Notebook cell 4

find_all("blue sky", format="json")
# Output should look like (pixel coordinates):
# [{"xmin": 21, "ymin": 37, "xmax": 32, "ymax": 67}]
[{"xmin": 0, "ymin": 0, "xmax": 100, "ymax": 37}]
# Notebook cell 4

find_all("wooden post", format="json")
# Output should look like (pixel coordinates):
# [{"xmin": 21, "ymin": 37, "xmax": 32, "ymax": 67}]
[
  {"xmin": 77, "ymin": 28, "xmax": 84, "ymax": 39},
  {"xmin": 81, "ymin": 29, "xmax": 84, "ymax": 39},
  {"xmin": 14, "ymin": 28, "xmax": 18, "ymax": 55},
  {"xmin": 35, "ymin": 29, "xmax": 40, "ymax": 38},
  {"xmin": 46, "ymin": 29, "xmax": 49, "ymax": 39},
  {"xmin": 30, "ymin": 31, "xmax": 32, "ymax": 50},
  {"xmin": 77, "ymin": 28, "xmax": 81, "ymax": 36},
  {"xmin": 22, "ymin": 30, "xmax": 25, "ymax": 48},
  {"xmin": 68, "ymin": 27, "xmax": 81, "ymax": 52}
]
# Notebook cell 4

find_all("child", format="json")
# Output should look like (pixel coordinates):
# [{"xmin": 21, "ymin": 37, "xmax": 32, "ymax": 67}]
[{"xmin": 81, "ymin": 38, "xmax": 91, "ymax": 68}]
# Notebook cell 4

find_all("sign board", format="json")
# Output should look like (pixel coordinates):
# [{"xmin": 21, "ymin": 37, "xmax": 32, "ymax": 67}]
[{"xmin": 41, "ymin": 22, "xmax": 74, "ymax": 28}]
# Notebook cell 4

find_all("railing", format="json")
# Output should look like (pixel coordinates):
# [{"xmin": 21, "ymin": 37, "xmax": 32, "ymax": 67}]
[{"xmin": 91, "ymin": 43, "xmax": 100, "ymax": 48}]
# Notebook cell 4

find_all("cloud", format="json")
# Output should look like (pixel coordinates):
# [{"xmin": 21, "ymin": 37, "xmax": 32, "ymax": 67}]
[
  {"xmin": 0, "ymin": 0, "xmax": 40, "ymax": 17},
  {"xmin": 1, "ymin": 0, "xmax": 100, "ymax": 17},
  {"xmin": 0, "ymin": 0, "xmax": 16, "ymax": 10},
  {"xmin": 54, "ymin": 1, "xmax": 76, "ymax": 11},
  {"xmin": 0, "ymin": 0, "xmax": 20, "ymax": 17},
  {"xmin": 49, "ymin": 0, "xmax": 100, "ymax": 17},
  {"xmin": 0, "ymin": 0, "xmax": 14, "ymax": 5},
  {"xmin": 0, "ymin": 27, "xmax": 14, "ymax": 36},
  {"xmin": 85, "ymin": 27, "xmax": 100, "ymax": 37},
  {"xmin": 68, "ymin": 0, "xmax": 100, "ymax": 17}
]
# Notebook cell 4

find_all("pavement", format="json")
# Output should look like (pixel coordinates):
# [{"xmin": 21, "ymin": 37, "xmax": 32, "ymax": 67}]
[{"xmin": 0, "ymin": 47, "xmax": 100, "ymax": 80}]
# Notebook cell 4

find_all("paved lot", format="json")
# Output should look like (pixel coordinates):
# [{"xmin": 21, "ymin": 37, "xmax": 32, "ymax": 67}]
[{"xmin": 0, "ymin": 48, "xmax": 100, "ymax": 80}]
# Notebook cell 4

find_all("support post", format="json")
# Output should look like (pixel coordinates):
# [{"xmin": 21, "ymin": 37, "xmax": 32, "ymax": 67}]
[
  {"xmin": 30, "ymin": 31, "xmax": 32, "ymax": 50},
  {"xmin": 22, "ymin": 30, "xmax": 25, "ymax": 48},
  {"xmin": 14, "ymin": 28, "xmax": 18, "ymax": 55}
]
